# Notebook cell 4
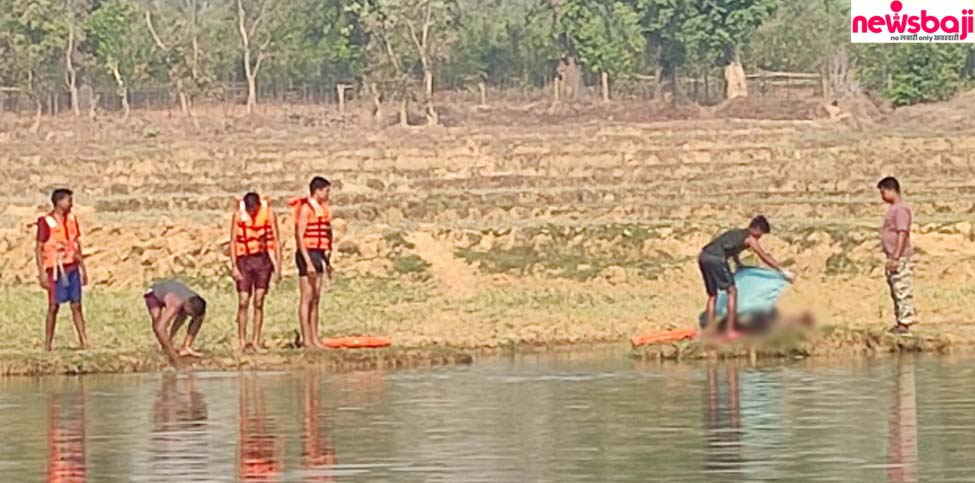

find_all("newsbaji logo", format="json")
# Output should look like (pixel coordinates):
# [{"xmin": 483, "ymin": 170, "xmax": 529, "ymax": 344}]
[{"xmin": 851, "ymin": 0, "xmax": 975, "ymax": 43}]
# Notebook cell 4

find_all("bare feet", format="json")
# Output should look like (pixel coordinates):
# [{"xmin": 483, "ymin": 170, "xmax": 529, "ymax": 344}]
[
  {"xmin": 178, "ymin": 347, "xmax": 204, "ymax": 358},
  {"xmin": 722, "ymin": 330, "xmax": 744, "ymax": 342}
]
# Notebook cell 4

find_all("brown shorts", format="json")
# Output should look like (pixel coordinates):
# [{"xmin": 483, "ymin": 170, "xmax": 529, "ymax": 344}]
[{"xmin": 237, "ymin": 253, "xmax": 273, "ymax": 294}]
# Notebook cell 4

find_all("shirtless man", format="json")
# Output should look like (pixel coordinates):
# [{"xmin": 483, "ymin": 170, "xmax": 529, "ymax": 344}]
[{"xmin": 144, "ymin": 279, "xmax": 207, "ymax": 366}]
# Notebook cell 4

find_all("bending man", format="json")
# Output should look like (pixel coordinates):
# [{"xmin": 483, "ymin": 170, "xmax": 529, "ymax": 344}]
[
  {"xmin": 698, "ymin": 216, "xmax": 795, "ymax": 340},
  {"xmin": 144, "ymin": 279, "xmax": 207, "ymax": 366}
]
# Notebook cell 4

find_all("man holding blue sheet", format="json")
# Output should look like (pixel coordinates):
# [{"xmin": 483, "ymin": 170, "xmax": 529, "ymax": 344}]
[{"xmin": 698, "ymin": 216, "xmax": 795, "ymax": 340}]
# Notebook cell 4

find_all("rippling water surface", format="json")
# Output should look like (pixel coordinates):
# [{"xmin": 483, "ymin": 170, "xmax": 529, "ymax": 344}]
[{"xmin": 1, "ymin": 353, "xmax": 973, "ymax": 482}]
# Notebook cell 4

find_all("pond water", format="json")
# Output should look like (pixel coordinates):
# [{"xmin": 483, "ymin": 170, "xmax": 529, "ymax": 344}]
[{"xmin": 0, "ymin": 352, "xmax": 972, "ymax": 482}]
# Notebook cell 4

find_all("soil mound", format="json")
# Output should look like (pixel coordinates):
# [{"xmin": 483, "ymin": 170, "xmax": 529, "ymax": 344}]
[
  {"xmin": 714, "ymin": 96, "xmax": 823, "ymax": 121},
  {"xmin": 887, "ymin": 89, "xmax": 975, "ymax": 132}
]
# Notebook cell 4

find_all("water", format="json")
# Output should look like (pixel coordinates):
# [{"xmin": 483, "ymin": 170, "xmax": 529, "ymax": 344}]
[{"xmin": 1, "ymin": 353, "xmax": 973, "ymax": 482}]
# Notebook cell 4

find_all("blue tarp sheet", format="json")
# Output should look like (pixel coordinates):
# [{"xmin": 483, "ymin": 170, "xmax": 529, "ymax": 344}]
[{"xmin": 698, "ymin": 267, "xmax": 789, "ymax": 328}]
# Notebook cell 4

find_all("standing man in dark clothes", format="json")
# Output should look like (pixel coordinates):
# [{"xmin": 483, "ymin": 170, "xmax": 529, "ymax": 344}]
[
  {"xmin": 878, "ymin": 177, "xmax": 917, "ymax": 334},
  {"xmin": 698, "ymin": 216, "xmax": 795, "ymax": 339},
  {"xmin": 35, "ymin": 188, "xmax": 90, "ymax": 351},
  {"xmin": 288, "ymin": 177, "xmax": 334, "ymax": 350},
  {"xmin": 144, "ymin": 279, "xmax": 207, "ymax": 367}
]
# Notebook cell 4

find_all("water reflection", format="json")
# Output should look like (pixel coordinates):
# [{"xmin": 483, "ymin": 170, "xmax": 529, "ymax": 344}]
[
  {"xmin": 1, "ymin": 356, "xmax": 973, "ymax": 482},
  {"xmin": 300, "ymin": 371, "xmax": 336, "ymax": 482},
  {"xmin": 238, "ymin": 374, "xmax": 283, "ymax": 481},
  {"xmin": 47, "ymin": 387, "xmax": 86, "ymax": 483},
  {"xmin": 704, "ymin": 365, "xmax": 742, "ymax": 478},
  {"xmin": 887, "ymin": 358, "xmax": 918, "ymax": 483},
  {"xmin": 150, "ymin": 374, "xmax": 209, "ymax": 479}
]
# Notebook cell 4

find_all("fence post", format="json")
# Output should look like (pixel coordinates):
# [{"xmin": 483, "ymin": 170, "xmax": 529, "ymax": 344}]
[{"xmin": 337, "ymin": 84, "xmax": 352, "ymax": 114}]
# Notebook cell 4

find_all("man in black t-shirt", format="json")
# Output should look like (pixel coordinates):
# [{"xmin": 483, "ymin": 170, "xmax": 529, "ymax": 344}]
[{"xmin": 698, "ymin": 216, "xmax": 795, "ymax": 340}]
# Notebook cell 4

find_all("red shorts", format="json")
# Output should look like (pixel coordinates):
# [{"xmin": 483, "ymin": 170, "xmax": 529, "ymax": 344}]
[
  {"xmin": 237, "ymin": 253, "xmax": 273, "ymax": 294},
  {"xmin": 144, "ymin": 291, "xmax": 164, "ymax": 310}
]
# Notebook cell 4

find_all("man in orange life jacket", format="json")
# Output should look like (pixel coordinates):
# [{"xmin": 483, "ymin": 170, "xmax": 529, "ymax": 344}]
[
  {"xmin": 290, "ymin": 176, "xmax": 334, "ymax": 350},
  {"xmin": 230, "ymin": 192, "xmax": 282, "ymax": 352},
  {"xmin": 35, "ymin": 188, "xmax": 90, "ymax": 352}
]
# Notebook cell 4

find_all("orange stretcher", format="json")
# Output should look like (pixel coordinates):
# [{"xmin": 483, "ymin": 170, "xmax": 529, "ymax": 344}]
[
  {"xmin": 630, "ymin": 327, "xmax": 698, "ymax": 348},
  {"xmin": 322, "ymin": 336, "xmax": 392, "ymax": 349}
]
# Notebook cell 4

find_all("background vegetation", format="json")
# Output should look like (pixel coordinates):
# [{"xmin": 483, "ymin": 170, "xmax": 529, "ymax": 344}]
[{"xmin": 2, "ymin": 0, "xmax": 975, "ymax": 123}]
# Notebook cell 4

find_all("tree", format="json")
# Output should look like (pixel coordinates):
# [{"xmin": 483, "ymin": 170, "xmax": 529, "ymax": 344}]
[
  {"xmin": 86, "ymin": 0, "xmax": 153, "ymax": 119},
  {"xmin": 638, "ymin": 0, "xmax": 691, "ymax": 101},
  {"xmin": 61, "ymin": 0, "xmax": 94, "ymax": 117},
  {"xmin": 143, "ymin": 0, "xmax": 211, "ymax": 124},
  {"xmin": 271, "ymin": 0, "xmax": 361, "ymax": 88},
  {"xmin": 558, "ymin": 0, "xmax": 645, "ymax": 102},
  {"xmin": 3, "ymin": 0, "xmax": 68, "ymax": 130},
  {"xmin": 235, "ymin": 0, "xmax": 285, "ymax": 114},
  {"xmin": 747, "ymin": 0, "xmax": 855, "ymax": 99},
  {"xmin": 351, "ymin": 0, "xmax": 459, "ymax": 126},
  {"xmin": 445, "ymin": 0, "xmax": 545, "ymax": 89},
  {"xmin": 858, "ymin": 45, "xmax": 967, "ymax": 107},
  {"xmin": 681, "ymin": 0, "xmax": 777, "ymax": 99}
]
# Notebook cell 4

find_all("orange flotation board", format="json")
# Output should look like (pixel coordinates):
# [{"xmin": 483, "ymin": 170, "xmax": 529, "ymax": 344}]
[
  {"xmin": 630, "ymin": 327, "xmax": 698, "ymax": 348},
  {"xmin": 322, "ymin": 336, "xmax": 392, "ymax": 349}
]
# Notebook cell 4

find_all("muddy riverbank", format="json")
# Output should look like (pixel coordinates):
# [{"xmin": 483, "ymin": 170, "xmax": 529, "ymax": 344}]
[{"xmin": 5, "ymin": 324, "xmax": 974, "ymax": 376}]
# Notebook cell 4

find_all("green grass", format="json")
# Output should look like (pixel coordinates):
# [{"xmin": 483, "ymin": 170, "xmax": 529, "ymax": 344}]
[
  {"xmin": 0, "ymin": 277, "xmax": 434, "ymax": 354},
  {"xmin": 456, "ymin": 223, "xmax": 689, "ymax": 281}
]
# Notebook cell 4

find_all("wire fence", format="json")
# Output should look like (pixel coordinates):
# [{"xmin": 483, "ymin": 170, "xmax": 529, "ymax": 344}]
[{"xmin": 0, "ymin": 71, "xmax": 822, "ymax": 116}]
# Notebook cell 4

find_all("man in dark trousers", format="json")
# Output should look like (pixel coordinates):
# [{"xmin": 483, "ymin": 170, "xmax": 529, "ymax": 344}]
[{"xmin": 698, "ymin": 216, "xmax": 795, "ymax": 340}]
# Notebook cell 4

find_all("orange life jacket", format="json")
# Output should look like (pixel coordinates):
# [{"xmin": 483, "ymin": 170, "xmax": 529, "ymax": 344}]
[
  {"xmin": 235, "ymin": 198, "xmax": 276, "ymax": 257},
  {"xmin": 289, "ymin": 197, "xmax": 332, "ymax": 251},
  {"xmin": 41, "ymin": 212, "xmax": 81, "ymax": 271}
]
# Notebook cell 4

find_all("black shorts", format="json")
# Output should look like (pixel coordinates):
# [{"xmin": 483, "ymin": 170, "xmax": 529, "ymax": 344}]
[
  {"xmin": 699, "ymin": 253, "xmax": 734, "ymax": 296},
  {"xmin": 295, "ymin": 250, "xmax": 328, "ymax": 276}
]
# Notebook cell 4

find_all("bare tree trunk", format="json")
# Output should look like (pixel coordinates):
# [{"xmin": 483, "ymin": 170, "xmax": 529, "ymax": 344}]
[
  {"xmin": 146, "ymin": 9, "xmax": 196, "ymax": 123},
  {"xmin": 237, "ymin": 0, "xmax": 256, "ymax": 114},
  {"xmin": 31, "ymin": 99, "xmax": 42, "ymax": 133},
  {"xmin": 724, "ymin": 46, "xmax": 748, "ymax": 100},
  {"xmin": 654, "ymin": 64, "xmax": 664, "ymax": 101},
  {"xmin": 245, "ymin": 74, "xmax": 257, "ymax": 113},
  {"xmin": 111, "ymin": 62, "xmax": 130, "ymax": 119},
  {"xmin": 601, "ymin": 72, "xmax": 610, "ymax": 102},
  {"xmin": 190, "ymin": 0, "xmax": 200, "ymax": 84},
  {"xmin": 337, "ymin": 84, "xmax": 351, "ymax": 114},
  {"xmin": 562, "ymin": 56, "xmax": 583, "ymax": 101},
  {"xmin": 88, "ymin": 93, "xmax": 98, "ymax": 120},
  {"xmin": 704, "ymin": 70, "xmax": 710, "ymax": 104},
  {"xmin": 399, "ymin": 88, "xmax": 409, "ymax": 127},
  {"xmin": 176, "ymin": 78, "xmax": 190, "ymax": 115},
  {"xmin": 370, "ymin": 82, "xmax": 383, "ymax": 126},
  {"xmin": 65, "ymin": 23, "xmax": 80, "ymax": 117},
  {"xmin": 422, "ymin": 68, "xmax": 437, "ymax": 126},
  {"xmin": 478, "ymin": 82, "xmax": 487, "ymax": 106}
]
